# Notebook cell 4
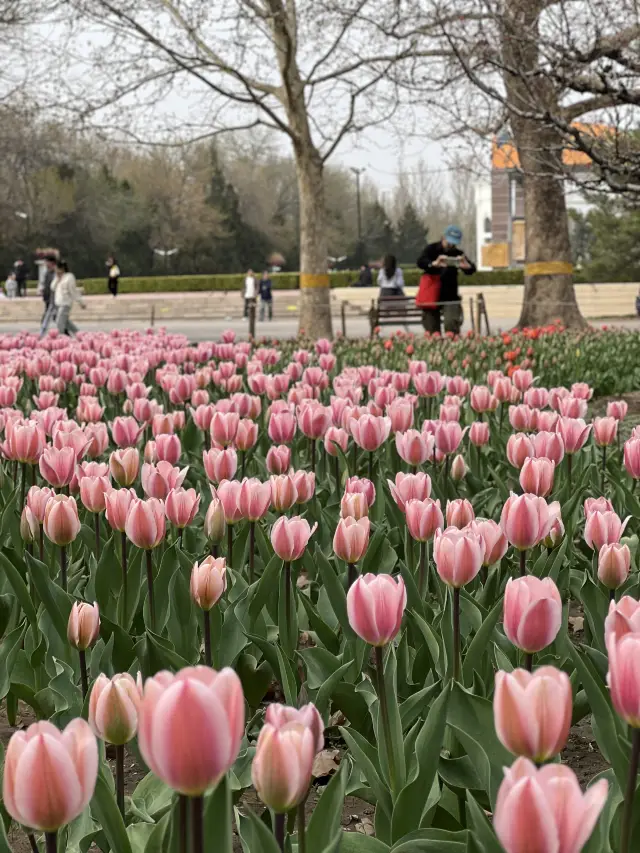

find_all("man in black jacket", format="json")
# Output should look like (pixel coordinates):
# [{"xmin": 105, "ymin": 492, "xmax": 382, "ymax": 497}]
[
  {"xmin": 416, "ymin": 225, "xmax": 476, "ymax": 334},
  {"xmin": 40, "ymin": 255, "xmax": 58, "ymax": 333}
]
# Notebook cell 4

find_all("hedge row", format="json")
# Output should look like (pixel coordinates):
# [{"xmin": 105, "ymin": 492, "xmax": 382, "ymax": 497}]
[{"xmin": 24, "ymin": 268, "xmax": 622, "ymax": 295}]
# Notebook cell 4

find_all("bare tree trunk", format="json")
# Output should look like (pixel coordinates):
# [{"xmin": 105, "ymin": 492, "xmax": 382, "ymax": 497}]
[
  {"xmin": 295, "ymin": 147, "xmax": 332, "ymax": 338},
  {"xmin": 502, "ymin": 0, "xmax": 585, "ymax": 329},
  {"xmin": 515, "ymin": 123, "xmax": 585, "ymax": 328}
]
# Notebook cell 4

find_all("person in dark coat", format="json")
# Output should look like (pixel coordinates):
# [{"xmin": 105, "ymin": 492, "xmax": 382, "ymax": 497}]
[
  {"xmin": 259, "ymin": 270, "xmax": 273, "ymax": 320},
  {"xmin": 14, "ymin": 260, "xmax": 28, "ymax": 297},
  {"xmin": 106, "ymin": 256, "xmax": 120, "ymax": 297},
  {"xmin": 416, "ymin": 225, "xmax": 476, "ymax": 334}
]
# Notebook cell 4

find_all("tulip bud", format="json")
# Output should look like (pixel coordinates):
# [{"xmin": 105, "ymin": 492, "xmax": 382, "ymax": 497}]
[
  {"xmin": 190, "ymin": 557, "xmax": 227, "ymax": 610},
  {"xmin": 43, "ymin": 494, "xmax": 81, "ymax": 546},
  {"xmin": 266, "ymin": 445, "xmax": 291, "ymax": 475},
  {"xmin": 252, "ymin": 721, "xmax": 315, "ymax": 812},
  {"xmin": 109, "ymin": 448, "xmax": 140, "ymax": 487},
  {"xmin": 434, "ymin": 526, "xmax": 485, "ymax": 587},
  {"xmin": 333, "ymin": 517, "xmax": 370, "ymax": 564},
  {"xmin": 204, "ymin": 497, "xmax": 226, "ymax": 543},
  {"xmin": 347, "ymin": 574, "xmax": 406, "ymax": 646},
  {"xmin": 450, "ymin": 454, "xmax": 467, "ymax": 481},
  {"xmin": 503, "ymin": 576, "xmax": 562, "ymax": 653},
  {"xmin": 270, "ymin": 474, "xmax": 298, "ymax": 513},
  {"xmin": 446, "ymin": 498, "xmax": 475, "ymax": 529},
  {"xmin": 340, "ymin": 491, "xmax": 368, "ymax": 520},
  {"xmin": 89, "ymin": 673, "xmax": 141, "ymax": 745},
  {"xmin": 469, "ymin": 421, "xmax": 490, "ymax": 447},
  {"xmin": 67, "ymin": 601, "xmax": 100, "ymax": 651},
  {"xmin": 405, "ymin": 498, "xmax": 443, "ymax": 542},
  {"xmin": 20, "ymin": 506, "xmax": 39, "ymax": 543}
]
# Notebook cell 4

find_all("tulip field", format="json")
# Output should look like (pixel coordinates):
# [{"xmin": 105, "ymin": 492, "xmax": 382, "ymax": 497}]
[{"xmin": 2, "ymin": 323, "xmax": 640, "ymax": 853}]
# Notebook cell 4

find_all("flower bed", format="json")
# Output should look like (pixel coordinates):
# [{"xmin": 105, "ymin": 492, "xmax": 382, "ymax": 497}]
[{"xmin": 0, "ymin": 324, "xmax": 638, "ymax": 853}]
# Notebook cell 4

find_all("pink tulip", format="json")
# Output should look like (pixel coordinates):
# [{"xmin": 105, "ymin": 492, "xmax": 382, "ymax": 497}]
[
  {"xmin": 506, "ymin": 434, "xmax": 534, "ymax": 469},
  {"xmin": 203, "ymin": 447, "xmax": 237, "ymax": 484},
  {"xmin": 297, "ymin": 402, "xmax": 332, "ymax": 440},
  {"xmin": 493, "ymin": 376, "xmax": 512, "ymax": 403},
  {"xmin": 509, "ymin": 404, "xmax": 536, "ymax": 432},
  {"xmin": 524, "ymin": 387, "xmax": 549, "ymax": 409},
  {"xmin": 470, "ymin": 385, "xmax": 497, "ymax": 413},
  {"xmin": 494, "ymin": 667, "xmax": 572, "ymax": 761},
  {"xmin": 67, "ymin": 601, "xmax": 100, "ymax": 650},
  {"xmin": 190, "ymin": 557, "xmax": 227, "ymax": 610},
  {"xmin": 268, "ymin": 411, "xmax": 297, "ymax": 444},
  {"xmin": 598, "ymin": 543, "xmax": 631, "ymax": 590},
  {"xmin": 333, "ymin": 516, "xmax": 370, "ymax": 563},
  {"xmin": 500, "ymin": 493, "xmax": 555, "ymax": 551},
  {"xmin": 447, "ymin": 375, "xmax": 470, "ymax": 396},
  {"xmin": 469, "ymin": 518, "xmax": 508, "ymax": 566},
  {"xmin": 434, "ymin": 526, "xmax": 485, "ymax": 587},
  {"xmin": 252, "ymin": 717, "xmax": 315, "ymax": 812},
  {"xmin": 387, "ymin": 471, "xmax": 431, "ymax": 512},
  {"xmin": 89, "ymin": 673, "xmax": 141, "ymax": 745},
  {"xmin": 469, "ymin": 421, "xmax": 490, "ymax": 447},
  {"xmin": 266, "ymin": 445, "xmax": 292, "ymax": 475},
  {"xmin": 43, "ymin": 494, "xmax": 81, "ymax": 546},
  {"xmin": 125, "ymin": 497, "xmax": 166, "ymax": 549},
  {"xmin": 105, "ymin": 488, "xmax": 137, "ymax": 532},
  {"xmin": 235, "ymin": 419, "xmax": 258, "ymax": 452},
  {"xmin": 154, "ymin": 433, "xmax": 181, "ymax": 465},
  {"xmin": 519, "ymin": 457, "xmax": 555, "ymax": 497},
  {"xmin": 152, "ymin": 413, "xmax": 174, "ymax": 437},
  {"xmin": 503, "ymin": 576, "xmax": 562, "ymax": 653},
  {"xmin": 405, "ymin": 498, "xmax": 444, "ymax": 542},
  {"xmin": 215, "ymin": 479, "xmax": 244, "ymax": 524},
  {"xmin": 165, "ymin": 488, "xmax": 201, "ymax": 529},
  {"xmin": 413, "ymin": 370, "xmax": 444, "ymax": 397},
  {"xmin": 345, "ymin": 476, "xmax": 376, "ymax": 506},
  {"xmin": 387, "ymin": 399, "xmax": 414, "ymax": 433},
  {"xmin": 531, "ymin": 431, "xmax": 564, "ymax": 465},
  {"xmin": 349, "ymin": 414, "xmax": 391, "ymax": 452},
  {"xmin": 27, "ymin": 485, "xmax": 54, "ymax": 523},
  {"xmin": 3, "ymin": 719, "xmax": 98, "ymax": 832},
  {"xmin": 6, "ymin": 422, "xmax": 45, "ymax": 464},
  {"xmin": 584, "ymin": 510, "xmax": 628, "ymax": 551},
  {"xmin": 584, "ymin": 496, "xmax": 614, "ymax": 517},
  {"xmin": 210, "ymin": 411, "xmax": 239, "ymax": 448},
  {"xmin": 395, "ymin": 429, "xmax": 431, "ymax": 466},
  {"xmin": 237, "ymin": 478, "xmax": 272, "ymax": 521},
  {"xmin": 494, "ymin": 757, "xmax": 607, "ymax": 853},
  {"xmin": 435, "ymin": 421, "xmax": 464, "ymax": 455},
  {"xmin": 450, "ymin": 454, "xmax": 467, "ymax": 481},
  {"xmin": 292, "ymin": 470, "xmax": 315, "ymax": 504},
  {"xmin": 608, "ymin": 631, "xmax": 640, "ymax": 728},
  {"xmin": 270, "ymin": 474, "xmax": 298, "ymax": 513},
  {"xmin": 511, "ymin": 368, "xmax": 534, "ymax": 392},
  {"xmin": 141, "ymin": 461, "xmax": 188, "ymax": 500},
  {"xmin": 79, "ymin": 476, "xmax": 112, "ymax": 513},
  {"xmin": 192, "ymin": 404, "xmax": 215, "ymax": 433},
  {"xmin": 322, "ymin": 427, "xmax": 347, "ymax": 459},
  {"xmin": 137, "ymin": 666, "xmax": 244, "ymax": 796},
  {"xmin": 39, "ymin": 446, "xmax": 76, "ymax": 488},
  {"xmin": 20, "ymin": 506, "xmax": 38, "ymax": 543},
  {"xmin": 109, "ymin": 448, "xmax": 140, "ymax": 487},
  {"xmin": 111, "ymin": 416, "xmax": 142, "ymax": 448},
  {"xmin": 265, "ymin": 702, "xmax": 324, "ymax": 753},
  {"xmin": 446, "ymin": 498, "xmax": 475, "ymax": 529},
  {"xmin": 53, "ymin": 426, "xmax": 89, "ymax": 461},
  {"xmin": 271, "ymin": 516, "xmax": 317, "ymax": 562},
  {"xmin": 607, "ymin": 400, "xmax": 628, "ymax": 420},
  {"xmin": 556, "ymin": 417, "xmax": 591, "ymax": 454},
  {"xmin": 340, "ymin": 491, "xmax": 369, "ymax": 520},
  {"xmin": 606, "ymin": 596, "xmax": 640, "ymax": 648},
  {"xmin": 558, "ymin": 396, "xmax": 588, "ymax": 419},
  {"xmin": 570, "ymin": 381, "xmax": 593, "ymax": 400},
  {"xmin": 624, "ymin": 438, "xmax": 640, "ymax": 479},
  {"xmin": 84, "ymin": 423, "xmax": 109, "ymax": 459},
  {"xmin": 440, "ymin": 403, "xmax": 460, "ymax": 422},
  {"xmin": 593, "ymin": 416, "xmax": 618, "ymax": 447},
  {"xmin": 347, "ymin": 574, "xmax": 406, "ymax": 646}
]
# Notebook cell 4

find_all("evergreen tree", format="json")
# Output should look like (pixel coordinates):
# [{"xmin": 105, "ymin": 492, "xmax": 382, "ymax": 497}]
[
  {"xmin": 394, "ymin": 202, "xmax": 427, "ymax": 265},
  {"xmin": 362, "ymin": 200, "xmax": 394, "ymax": 263}
]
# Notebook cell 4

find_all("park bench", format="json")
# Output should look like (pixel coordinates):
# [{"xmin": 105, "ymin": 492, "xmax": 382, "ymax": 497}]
[{"xmin": 369, "ymin": 294, "xmax": 423, "ymax": 336}]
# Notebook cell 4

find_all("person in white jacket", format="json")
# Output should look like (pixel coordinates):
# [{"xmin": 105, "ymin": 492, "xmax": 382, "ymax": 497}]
[{"xmin": 53, "ymin": 260, "xmax": 86, "ymax": 336}]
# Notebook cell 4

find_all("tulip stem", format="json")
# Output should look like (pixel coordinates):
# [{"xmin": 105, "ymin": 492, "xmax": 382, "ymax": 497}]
[
  {"xmin": 621, "ymin": 728, "xmax": 640, "ymax": 853},
  {"xmin": 39, "ymin": 526, "xmax": 44, "ymax": 562},
  {"xmin": 121, "ymin": 532, "xmax": 128, "ymax": 620},
  {"xmin": 27, "ymin": 833, "xmax": 38, "ymax": 853},
  {"xmin": 116, "ymin": 744, "xmax": 125, "ymax": 818},
  {"xmin": 45, "ymin": 832, "xmax": 57, "ymax": 853},
  {"xmin": 60, "ymin": 545, "xmax": 67, "ymax": 592},
  {"xmin": 94, "ymin": 513, "xmax": 100, "ymax": 554},
  {"xmin": 249, "ymin": 521, "xmax": 255, "ymax": 584},
  {"xmin": 211, "ymin": 543, "xmax": 219, "ymax": 559},
  {"xmin": 334, "ymin": 455, "xmax": 340, "ymax": 488},
  {"xmin": 374, "ymin": 645, "xmax": 397, "ymax": 796},
  {"xmin": 610, "ymin": 588, "xmax": 617, "ymax": 603},
  {"xmin": 30, "ymin": 464, "xmax": 36, "ymax": 488},
  {"xmin": 418, "ymin": 540, "xmax": 427, "ymax": 596},
  {"xmin": 297, "ymin": 802, "xmax": 307, "ymax": 853},
  {"xmin": 284, "ymin": 562, "xmax": 294, "ymax": 651},
  {"xmin": 453, "ymin": 588, "xmax": 461, "ymax": 683},
  {"xmin": 203, "ymin": 609, "xmax": 212, "ymax": 666},
  {"xmin": 20, "ymin": 461, "xmax": 26, "ymax": 513},
  {"xmin": 241, "ymin": 450, "xmax": 246, "ymax": 479},
  {"xmin": 352, "ymin": 443, "xmax": 357, "ymax": 476},
  {"xmin": 79, "ymin": 649, "xmax": 88, "ymax": 699},
  {"xmin": 347, "ymin": 562, "xmax": 357, "ymax": 588},
  {"xmin": 601, "ymin": 446, "xmax": 607, "ymax": 493},
  {"xmin": 227, "ymin": 525, "xmax": 233, "ymax": 569},
  {"xmin": 274, "ymin": 812, "xmax": 286, "ymax": 852},
  {"xmin": 310, "ymin": 438, "xmax": 316, "ymax": 474},
  {"xmin": 524, "ymin": 652, "xmax": 533, "ymax": 672},
  {"xmin": 368, "ymin": 451, "xmax": 373, "ymax": 482},
  {"xmin": 567, "ymin": 453, "xmax": 572, "ymax": 489},
  {"xmin": 179, "ymin": 795, "xmax": 189, "ymax": 853},
  {"xmin": 519, "ymin": 550, "xmax": 527, "ymax": 577},
  {"xmin": 191, "ymin": 795, "xmax": 204, "ymax": 853},
  {"xmin": 145, "ymin": 550, "xmax": 156, "ymax": 630}
]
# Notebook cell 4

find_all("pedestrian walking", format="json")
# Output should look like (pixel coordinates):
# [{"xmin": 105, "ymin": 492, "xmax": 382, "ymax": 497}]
[
  {"xmin": 14, "ymin": 260, "xmax": 28, "ymax": 297},
  {"xmin": 243, "ymin": 269, "xmax": 256, "ymax": 318},
  {"xmin": 39, "ymin": 254, "xmax": 58, "ymax": 335},
  {"xmin": 106, "ymin": 256, "xmax": 120, "ymax": 297},
  {"xmin": 54, "ymin": 260, "xmax": 86, "ymax": 336},
  {"xmin": 259, "ymin": 270, "xmax": 273, "ymax": 320}
]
